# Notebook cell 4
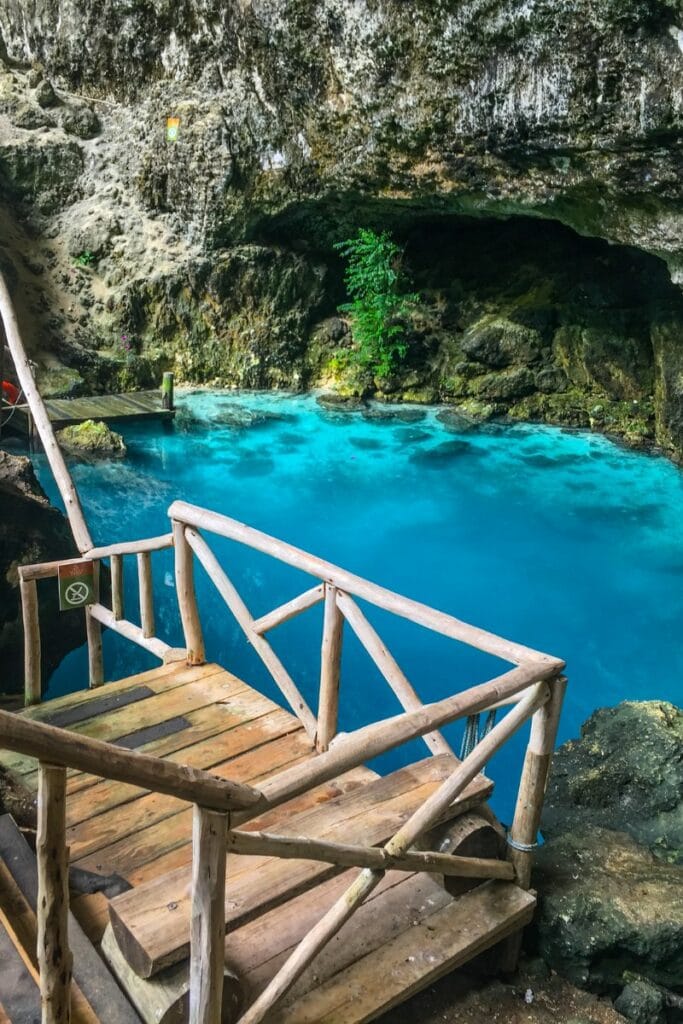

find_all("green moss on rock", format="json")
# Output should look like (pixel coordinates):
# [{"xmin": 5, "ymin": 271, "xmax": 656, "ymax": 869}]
[{"xmin": 57, "ymin": 419, "xmax": 127, "ymax": 457}]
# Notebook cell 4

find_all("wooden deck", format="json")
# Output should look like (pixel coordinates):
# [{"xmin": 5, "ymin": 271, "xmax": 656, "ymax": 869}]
[
  {"xmin": 9, "ymin": 390, "xmax": 175, "ymax": 434},
  {"xmin": 0, "ymin": 660, "xmax": 535, "ymax": 1023}
]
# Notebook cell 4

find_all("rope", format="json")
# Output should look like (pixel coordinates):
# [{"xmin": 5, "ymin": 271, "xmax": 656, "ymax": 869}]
[
  {"xmin": 506, "ymin": 834, "xmax": 539, "ymax": 853},
  {"xmin": 1, "ymin": 386, "xmax": 24, "ymax": 429},
  {"xmin": 459, "ymin": 708, "xmax": 498, "ymax": 761}
]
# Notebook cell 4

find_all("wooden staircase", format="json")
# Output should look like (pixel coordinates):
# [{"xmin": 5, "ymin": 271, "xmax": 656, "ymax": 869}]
[{"xmin": 0, "ymin": 815, "xmax": 141, "ymax": 1024}]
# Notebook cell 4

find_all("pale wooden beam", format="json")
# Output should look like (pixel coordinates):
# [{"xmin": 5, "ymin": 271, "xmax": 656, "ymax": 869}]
[
  {"xmin": 173, "ymin": 521, "xmax": 206, "ymax": 666},
  {"xmin": 336, "ymin": 589, "xmax": 454, "ymax": 757},
  {"xmin": 137, "ymin": 551, "xmax": 155, "ymax": 639},
  {"xmin": 251, "ymin": 584, "xmax": 324, "ymax": 635},
  {"xmin": 316, "ymin": 584, "xmax": 344, "ymax": 752},
  {"xmin": 110, "ymin": 553, "xmax": 124, "ymax": 621},
  {"xmin": 37, "ymin": 763, "xmax": 72, "ymax": 1024},
  {"xmin": 189, "ymin": 806, "xmax": 228, "ymax": 1024},
  {"xmin": 20, "ymin": 576, "xmax": 41, "ymax": 706},
  {"xmin": 185, "ymin": 527, "xmax": 317, "ymax": 739}
]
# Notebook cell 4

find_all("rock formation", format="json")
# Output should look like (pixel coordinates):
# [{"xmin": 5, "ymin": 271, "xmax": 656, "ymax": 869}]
[
  {"xmin": 0, "ymin": 449, "xmax": 83, "ymax": 692},
  {"xmin": 0, "ymin": 1, "xmax": 680, "ymax": 451}
]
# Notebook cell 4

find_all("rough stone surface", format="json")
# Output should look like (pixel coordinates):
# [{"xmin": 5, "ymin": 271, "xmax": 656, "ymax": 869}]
[
  {"xmin": 542, "ymin": 701, "xmax": 682, "ymax": 862},
  {"xmin": 533, "ymin": 827, "xmax": 683, "ymax": 996},
  {"xmin": 0, "ymin": 2, "xmax": 681, "ymax": 454},
  {"xmin": 56, "ymin": 418, "xmax": 126, "ymax": 456},
  {"xmin": 532, "ymin": 701, "xmax": 683, "ymax": 1013},
  {"xmin": 0, "ymin": 450, "xmax": 83, "ymax": 690}
]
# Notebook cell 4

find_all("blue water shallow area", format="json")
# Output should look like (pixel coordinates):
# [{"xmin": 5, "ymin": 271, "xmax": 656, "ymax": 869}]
[{"xmin": 35, "ymin": 390, "xmax": 683, "ymax": 819}]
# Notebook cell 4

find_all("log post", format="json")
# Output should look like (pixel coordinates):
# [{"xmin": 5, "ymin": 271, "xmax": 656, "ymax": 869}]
[
  {"xmin": 501, "ymin": 675, "xmax": 567, "ymax": 972},
  {"xmin": 316, "ymin": 584, "xmax": 343, "ymax": 752},
  {"xmin": 111, "ymin": 554, "xmax": 124, "ymax": 621},
  {"xmin": 173, "ymin": 521, "xmax": 205, "ymax": 665},
  {"xmin": 86, "ymin": 562, "xmax": 103, "ymax": 687},
  {"xmin": 20, "ymin": 576, "xmax": 41, "ymax": 706},
  {"xmin": 137, "ymin": 551, "xmax": 155, "ymax": 639},
  {"xmin": 162, "ymin": 372, "xmax": 174, "ymax": 411},
  {"xmin": 37, "ymin": 763, "xmax": 72, "ymax": 1024},
  {"xmin": 189, "ymin": 805, "xmax": 228, "ymax": 1024}
]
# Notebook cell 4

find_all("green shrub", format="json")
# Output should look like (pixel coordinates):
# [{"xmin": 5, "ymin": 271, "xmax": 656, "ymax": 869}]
[{"xmin": 334, "ymin": 229, "xmax": 418, "ymax": 379}]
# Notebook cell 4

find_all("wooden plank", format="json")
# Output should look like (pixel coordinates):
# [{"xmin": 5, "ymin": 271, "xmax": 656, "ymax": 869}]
[
  {"xmin": 64, "ymin": 707, "xmax": 302, "ymax": 829},
  {"xmin": 40, "ymin": 685, "xmax": 155, "ymax": 729},
  {"xmin": 0, "ymin": 815, "xmax": 142, "ymax": 1024},
  {"xmin": 228, "ymin": 871, "xmax": 452, "ymax": 1003},
  {"xmin": 73, "ymin": 770, "xmax": 376, "ymax": 946},
  {"xmin": 0, "ymin": 908, "xmax": 41, "ymax": 1023},
  {"xmin": 76, "ymin": 768, "xmax": 375, "ymax": 885},
  {"xmin": 271, "ymin": 882, "xmax": 536, "ymax": 1023},
  {"xmin": 66, "ymin": 730, "xmax": 312, "ymax": 861},
  {"xmin": 0, "ymin": 707, "xmax": 263, "ymax": 818},
  {"xmin": 109, "ymin": 757, "xmax": 492, "ymax": 978}
]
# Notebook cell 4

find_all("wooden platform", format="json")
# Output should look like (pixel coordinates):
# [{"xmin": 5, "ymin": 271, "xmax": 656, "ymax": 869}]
[
  {"xmin": 9, "ymin": 390, "xmax": 175, "ymax": 434},
  {"xmin": 0, "ymin": 660, "xmax": 535, "ymax": 1024}
]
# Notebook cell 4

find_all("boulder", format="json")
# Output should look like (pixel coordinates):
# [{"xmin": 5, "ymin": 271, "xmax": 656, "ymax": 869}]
[
  {"xmin": 0, "ymin": 451, "xmax": 83, "ymax": 692},
  {"xmin": 542, "ymin": 702, "xmax": 682, "ymax": 863},
  {"xmin": 57, "ymin": 419, "xmax": 127, "ymax": 457}
]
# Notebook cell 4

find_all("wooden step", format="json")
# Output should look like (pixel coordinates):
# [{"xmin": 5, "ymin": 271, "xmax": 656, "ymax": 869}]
[
  {"xmin": 0, "ymin": 815, "xmax": 141, "ymax": 1024},
  {"xmin": 109, "ymin": 756, "xmax": 493, "ymax": 978},
  {"xmin": 270, "ymin": 881, "xmax": 536, "ymax": 1023}
]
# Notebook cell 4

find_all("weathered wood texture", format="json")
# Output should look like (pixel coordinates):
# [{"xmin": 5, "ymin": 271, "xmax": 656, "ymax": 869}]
[
  {"xmin": 111, "ymin": 555, "xmax": 125, "ymax": 621},
  {"xmin": 137, "ymin": 552, "xmax": 155, "ymax": 639},
  {"xmin": 37, "ymin": 764, "xmax": 73, "ymax": 1024},
  {"xmin": 269, "ymin": 882, "xmax": 536, "ymax": 1024},
  {"xmin": 185, "ymin": 527, "xmax": 317, "ymax": 738},
  {"xmin": 173, "ymin": 521, "xmax": 206, "ymax": 666},
  {"xmin": 0, "ymin": 708, "xmax": 263, "ymax": 813},
  {"xmin": 189, "ymin": 807, "xmax": 228, "ymax": 1024},
  {"xmin": 108, "ymin": 755, "xmax": 492, "ymax": 979},
  {"xmin": 169, "ymin": 500, "xmax": 566, "ymax": 671},
  {"xmin": 0, "ymin": 270, "xmax": 93, "ymax": 553},
  {"xmin": 20, "ymin": 576, "xmax": 41, "ymax": 706},
  {"xmin": 316, "ymin": 585, "xmax": 344, "ymax": 752}
]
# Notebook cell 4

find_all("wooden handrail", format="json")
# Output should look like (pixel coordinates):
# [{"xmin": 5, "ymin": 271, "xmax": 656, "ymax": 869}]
[
  {"xmin": 168, "ymin": 500, "xmax": 565, "ymax": 670},
  {"xmin": 0, "ymin": 710, "xmax": 263, "ymax": 813},
  {"xmin": 18, "ymin": 532, "xmax": 174, "ymax": 581},
  {"xmin": 0, "ymin": 271, "xmax": 93, "ymax": 553},
  {"xmin": 235, "ymin": 661, "xmax": 558, "ymax": 824}
]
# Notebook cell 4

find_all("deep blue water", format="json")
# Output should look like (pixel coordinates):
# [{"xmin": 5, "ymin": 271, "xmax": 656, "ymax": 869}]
[{"xmin": 33, "ymin": 391, "xmax": 683, "ymax": 818}]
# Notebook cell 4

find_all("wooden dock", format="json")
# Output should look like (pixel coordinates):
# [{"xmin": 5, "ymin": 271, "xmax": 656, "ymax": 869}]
[
  {"xmin": 1, "ymin": 501, "xmax": 566, "ymax": 1024},
  {"xmin": 0, "ymin": 661, "xmax": 534, "ymax": 1023},
  {"xmin": 8, "ymin": 390, "xmax": 175, "ymax": 435}
]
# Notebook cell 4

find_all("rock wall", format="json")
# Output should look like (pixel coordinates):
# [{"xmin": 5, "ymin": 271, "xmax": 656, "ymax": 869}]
[
  {"xmin": 0, "ymin": 0, "xmax": 681, "ymax": 451},
  {"xmin": 0, "ymin": 450, "xmax": 83, "ymax": 692}
]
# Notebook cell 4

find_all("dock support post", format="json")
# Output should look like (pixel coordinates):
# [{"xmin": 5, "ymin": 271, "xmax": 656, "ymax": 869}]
[
  {"xmin": 20, "ymin": 576, "xmax": 41, "ymax": 706},
  {"xmin": 173, "ymin": 520, "xmax": 206, "ymax": 665},
  {"xmin": 37, "ymin": 763, "xmax": 72, "ymax": 1024},
  {"xmin": 501, "ymin": 675, "xmax": 567, "ymax": 971},
  {"xmin": 317, "ymin": 584, "xmax": 344, "ymax": 752},
  {"xmin": 189, "ymin": 805, "xmax": 228, "ymax": 1024},
  {"xmin": 162, "ymin": 371, "xmax": 174, "ymax": 411}
]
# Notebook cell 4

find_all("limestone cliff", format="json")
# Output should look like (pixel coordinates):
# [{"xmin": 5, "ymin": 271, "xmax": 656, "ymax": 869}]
[{"xmin": 0, "ymin": 1, "xmax": 681, "ymax": 451}]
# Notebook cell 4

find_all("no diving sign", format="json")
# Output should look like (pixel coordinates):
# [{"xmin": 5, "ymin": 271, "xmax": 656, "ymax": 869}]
[{"xmin": 58, "ymin": 561, "xmax": 96, "ymax": 611}]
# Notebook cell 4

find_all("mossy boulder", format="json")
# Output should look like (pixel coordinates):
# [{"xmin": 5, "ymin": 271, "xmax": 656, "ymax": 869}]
[{"xmin": 57, "ymin": 420, "xmax": 127, "ymax": 457}]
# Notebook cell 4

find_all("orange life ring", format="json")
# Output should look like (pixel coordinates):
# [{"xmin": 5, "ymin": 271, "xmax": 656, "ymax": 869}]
[{"xmin": 1, "ymin": 381, "xmax": 20, "ymax": 405}]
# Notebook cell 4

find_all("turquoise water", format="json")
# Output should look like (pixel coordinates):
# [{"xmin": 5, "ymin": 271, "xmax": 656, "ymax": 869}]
[{"xmin": 34, "ymin": 391, "xmax": 683, "ymax": 818}]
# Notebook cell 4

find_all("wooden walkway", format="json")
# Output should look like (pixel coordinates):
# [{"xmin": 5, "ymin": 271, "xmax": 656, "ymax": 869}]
[
  {"xmin": 9, "ymin": 390, "xmax": 175, "ymax": 435},
  {"xmin": 0, "ymin": 660, "xmax": 534, "ymax": 1024}
]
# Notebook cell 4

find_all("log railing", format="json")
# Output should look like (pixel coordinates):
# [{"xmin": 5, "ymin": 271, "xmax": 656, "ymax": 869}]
[
  {"xmin": 15, "ymin": 500, "xmax": 566, "ymax": 1024},
  {"xmin": 168, "ymin": 499, "xmax": 562, "ymax": 750},
  {"xmin": 19, "ymin": 532, "xmax": 176, "ymax": 705}
]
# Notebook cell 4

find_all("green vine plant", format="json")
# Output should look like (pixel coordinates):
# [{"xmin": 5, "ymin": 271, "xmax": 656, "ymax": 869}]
[
  {"xmin": 334, "ymin": 229, "xmax": 419, "ymax": 379},
  {"xmin": 74, "ymin": 250, "xmax": 95, "ymax": 267}
]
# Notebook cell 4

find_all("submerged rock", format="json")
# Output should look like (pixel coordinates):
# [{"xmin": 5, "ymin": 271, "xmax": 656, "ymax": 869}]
[{"xmin": 57, "ymin": 419, "xmax": 127, "ymax": 457}]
